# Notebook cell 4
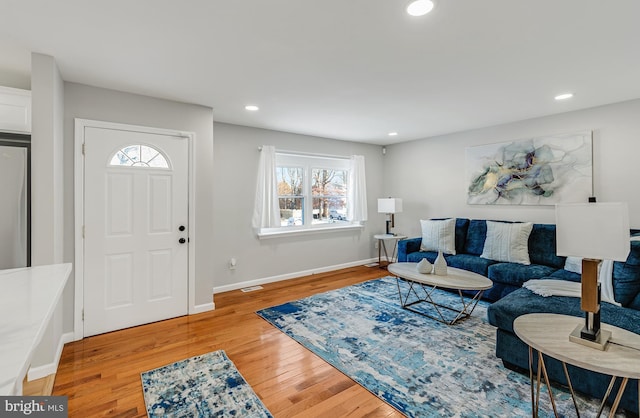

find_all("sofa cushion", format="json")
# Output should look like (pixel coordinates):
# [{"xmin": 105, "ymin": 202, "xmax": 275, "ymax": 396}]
[
  {"xmin": 405, "ymin": 251, "xmax": 438, "ymax": 264},
  {"xmin": 483, "ymin": 282, "xmax": 521, "ymax": 302},
  {"xmin": 487, "ymin": 287, "xmax": 640, "ymax": 335},
  {"xmin": 446, "ymin": 254, "xmax": 497, "ymax": 277},
  {"xmin": 613, "ymin": 262, "xmax": 640, "ymax": 308},
  {"xmin": 628, "ymin": 293, "xmax": 640, "ymax": 311},
  {"xmin": 463, "ymin": 220, "xmax": 487, "ymax": 255},
  {"xmin": 419, "ymin": 218, "xmax": 471, "ymax": 255},
  {"xmin": 488, "ymin": 288, "xmax": 582, "ymax": 333},
  {"xmin": 453, "ymin": 218, "xmax": 470, "ymax": 254},
  {"xmin": 420, "ymin": 218, "xmax": 457, "ymax": 254},
  {"xmin": 528, "ymin": 223, "xmax": 566, "ymax": 269},
  {"xmin": 481, "ymin": 221, "xmax": 533, "ymax": 265},
  {"xmin": 548, "ymin": 269, "xmax": 581, "ymax": 282},
  {"xmin": 487, "ymin": 263, "xmax": 558, "ymax": 287},
  {"xmin": 397, "ymin": 237, "xmax": 422, "ymax": 262},
  {"xmin": 612, "ymin": 240, "xmax": 640, "ymax": 308}
]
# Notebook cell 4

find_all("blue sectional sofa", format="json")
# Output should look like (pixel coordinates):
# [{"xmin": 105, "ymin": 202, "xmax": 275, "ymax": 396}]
[
  {"xmin": 397, "ymin": 218, "xmax": 568, "ymax": 301},
  {"xmin": 397, "ymin": 218, "xmax": 640, "ymax": 414}
]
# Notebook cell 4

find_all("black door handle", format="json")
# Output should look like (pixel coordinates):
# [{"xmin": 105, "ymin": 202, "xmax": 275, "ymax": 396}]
[
  {"xmin": 179, "ymin": 225, "xmax": 186, "ymax": 231},
  {"xmin": 179, "ymin": 238, "xmax": 186, "ymax": 244}
]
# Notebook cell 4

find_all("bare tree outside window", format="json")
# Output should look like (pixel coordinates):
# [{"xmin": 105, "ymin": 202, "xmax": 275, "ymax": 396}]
[
  {"xmin": 275, "ymin": 154, "xmax": 351, "ymax": 228},
  {"xmin": 277, "ymin": 167, "xmax": 304, "ymax": 226},
  {"xmin": 312, "ymin": 169, "xmax": 347, "ymax": 224}
]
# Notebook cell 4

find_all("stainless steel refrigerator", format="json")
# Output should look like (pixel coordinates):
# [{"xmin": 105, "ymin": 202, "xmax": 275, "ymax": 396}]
[{"xmin": 0, "ymin": 135, "xmax": 30, "ymax": 269}]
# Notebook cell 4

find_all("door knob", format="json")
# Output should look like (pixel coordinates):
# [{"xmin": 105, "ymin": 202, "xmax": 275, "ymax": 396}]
[
  {"xmin": 179, "ymin": 238, "xmax": 186, "ymax": 244},
  {"xmin": 178, "ymin": 225, "xmax": 186, "ymax": 231}
]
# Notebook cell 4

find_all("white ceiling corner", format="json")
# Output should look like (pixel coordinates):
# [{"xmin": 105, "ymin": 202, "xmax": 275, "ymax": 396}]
[{"xmin": 0, "ymin": 0, "xmax": 639, "ymax": 145}]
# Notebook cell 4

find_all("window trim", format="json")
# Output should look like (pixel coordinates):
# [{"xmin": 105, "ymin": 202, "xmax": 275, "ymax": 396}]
[
  {"xmin": 257, "ymin": 222, "xmax": 364, "ymax": 239},
  {"xmin": 263, "ymin": 152, "xmax": 354, "ymax": 236}
]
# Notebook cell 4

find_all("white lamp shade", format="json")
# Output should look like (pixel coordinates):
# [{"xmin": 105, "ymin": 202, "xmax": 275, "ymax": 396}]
[
  {"xmin": 556, "ymin": 202, "xmax": 630, "ymax": 261},
  {"xmin": 378, "ymin": 198, "xmax": 403, "ymax": 214}
]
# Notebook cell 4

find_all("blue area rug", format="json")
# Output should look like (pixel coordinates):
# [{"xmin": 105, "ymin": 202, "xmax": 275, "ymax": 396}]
[
  {"xmin": 257, "ymin": 277, "xmax": 618, "ymax": 417},
  {"xmin": 141, "ymin": 350, "xmax": 273, "ymax": 417}
]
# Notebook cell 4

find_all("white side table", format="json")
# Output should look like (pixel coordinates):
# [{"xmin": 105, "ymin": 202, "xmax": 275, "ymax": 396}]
[
  {"xmin": 374, "ymin": 234, "xmax": 407, "ymax": 268},
  {"xmin": 514, "ymin": 313, "xmax": 640, "ymax": 417}
]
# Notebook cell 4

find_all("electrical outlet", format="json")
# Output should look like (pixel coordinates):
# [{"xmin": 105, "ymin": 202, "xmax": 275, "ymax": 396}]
[
  {"xmin": 229, "ymin": 258, "xmax": 237, "ymax": 270},
  {"xmin": 374, "ymin": 241, "xmax": 378, "ymax": 249}
]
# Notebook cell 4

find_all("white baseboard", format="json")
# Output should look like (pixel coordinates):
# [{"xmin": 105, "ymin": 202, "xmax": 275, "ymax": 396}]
[
  {"xmin": 27, "ymin": 332, "xmax": 74, "ymax": 381},
  {"xmin": 213, "ymin": 258, "xmax": 379, "ymax": 294},
  {"xmin": 191, "ymin": 301, "xmax": 215, "ymax": 315}
]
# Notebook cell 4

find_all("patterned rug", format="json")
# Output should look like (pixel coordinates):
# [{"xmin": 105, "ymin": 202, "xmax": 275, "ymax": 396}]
[
  {"xmin": 141, "ymin": 350, "xmax": 272, "ymax": 417},
  {"xmin": 257, "ymin": 277, "xmax": 620, "ymax": 418}
]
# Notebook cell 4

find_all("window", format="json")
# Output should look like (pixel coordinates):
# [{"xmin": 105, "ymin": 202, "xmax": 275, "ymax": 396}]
[
  {"xmin": 276, "ymin": 153, "xmax": 350, "ymax": 228},
  {"xmin": 252, "ymin": 147, "xmax": 367, "ymax": 237},
  {"xmin": 312, "ymin": 169, "xmax": 347, "ymax": 224},
  {"xmin": 276, "ymin": 167, "xmax": 304, "ymax": 226},
  {"xmin": 109, "ymin": 144, "xmax": 169, "ymax": 168}
]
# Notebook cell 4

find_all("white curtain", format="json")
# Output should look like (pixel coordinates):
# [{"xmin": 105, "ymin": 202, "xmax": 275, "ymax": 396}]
[
  {"xmin": 347, "ymin": 155, "xmax": 368, "ymax": 222},
  {"xmin": 252, "ymin": 145, "xmax": 280, "ymax": 229}
]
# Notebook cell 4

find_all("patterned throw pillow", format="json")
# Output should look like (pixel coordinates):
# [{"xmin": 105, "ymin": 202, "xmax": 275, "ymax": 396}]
[
  {"xmin": 420, "ymin": 218, "xmax": 456, "ymax": 255},
  {"xmin": 481, "ymin": 221, "xmax": 533, "ymax": 265}
]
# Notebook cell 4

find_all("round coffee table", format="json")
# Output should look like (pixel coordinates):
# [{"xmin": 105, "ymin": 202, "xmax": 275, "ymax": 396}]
[{"xmin": 387, "ymin": 262, "xmax": 493, "ymax": 325}]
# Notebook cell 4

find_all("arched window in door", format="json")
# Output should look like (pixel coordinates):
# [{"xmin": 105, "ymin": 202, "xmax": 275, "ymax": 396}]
[{"xmin": 109, "ymin": 144, "xmax": 170, "ymax": 168}]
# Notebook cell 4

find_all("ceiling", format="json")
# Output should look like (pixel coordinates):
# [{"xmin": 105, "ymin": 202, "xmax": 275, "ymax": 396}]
[{"xmin": 1, "ymin": 0, "xmax": 639, "ymax": 145}]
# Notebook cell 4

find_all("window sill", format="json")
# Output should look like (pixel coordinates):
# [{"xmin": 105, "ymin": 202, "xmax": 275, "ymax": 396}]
[{"xmin": 257, "ymin": 223, "xmax": 364, "ymax": 240}]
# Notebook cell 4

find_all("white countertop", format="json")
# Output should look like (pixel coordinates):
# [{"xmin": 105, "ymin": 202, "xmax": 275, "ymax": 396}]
[{"xmin": 0, "ymin": 263, "xmax": 72, "ymax": 395}]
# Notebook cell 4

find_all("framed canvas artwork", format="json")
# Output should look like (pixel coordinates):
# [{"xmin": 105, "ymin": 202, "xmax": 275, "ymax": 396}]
[{"xmin": 466, "ymin": 131, "xmax": 593, "ymax": 205}]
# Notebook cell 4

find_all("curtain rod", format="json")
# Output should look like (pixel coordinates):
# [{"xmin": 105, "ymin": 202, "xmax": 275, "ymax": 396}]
[{"xmin": 257, "ymin": 146, "xmax": 350, "ymax": 161}]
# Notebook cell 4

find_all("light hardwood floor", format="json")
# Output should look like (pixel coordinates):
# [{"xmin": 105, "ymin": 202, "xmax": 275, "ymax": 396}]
[{"xmin": 53, "ymin": 265, "xmax": 403, "ymax": 417}]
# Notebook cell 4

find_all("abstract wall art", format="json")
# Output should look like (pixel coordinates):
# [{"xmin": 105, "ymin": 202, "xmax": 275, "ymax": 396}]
[{"xmin": 466, "ymin": 131, "xmax": 593, "ymax": 205}]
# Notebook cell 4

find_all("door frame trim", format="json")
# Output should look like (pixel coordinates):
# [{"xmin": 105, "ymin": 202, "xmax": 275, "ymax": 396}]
[{"xmin": 73, "ymin": 118, "xmax": 197, "ymax": 340}]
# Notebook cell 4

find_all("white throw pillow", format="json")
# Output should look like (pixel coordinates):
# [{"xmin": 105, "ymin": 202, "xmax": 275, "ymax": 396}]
[
  {"xmin": 420, "ymin": 218, "xmax": 456, "ymax": 255},
  {"xmin": 481, "ymin": 221, "xmax": 533, "ymax": 265},
  {"xmin": 564, "ymin": 256, "xmax": 582, "ymax": 274}
]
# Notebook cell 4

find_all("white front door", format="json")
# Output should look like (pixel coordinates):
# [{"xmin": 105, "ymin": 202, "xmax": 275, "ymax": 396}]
[{"xmin": 83, "ymin": 126, "xmax": 189, "ymax": 337}]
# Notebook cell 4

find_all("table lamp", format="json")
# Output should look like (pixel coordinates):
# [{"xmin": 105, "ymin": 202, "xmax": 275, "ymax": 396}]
[
  {"xmin": 555, "ymin": 201, "xmax": 630, "ymax": 350},
  {"xmin": 378, "ymin": 198, "xmax": 403, "ymax": 235}
]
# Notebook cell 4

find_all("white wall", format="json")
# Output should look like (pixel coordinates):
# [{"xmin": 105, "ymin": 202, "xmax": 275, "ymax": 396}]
[
  {"xmin": 385, "ymin": 99, "xmax": 640, "ymax": 239},
  {"xmin": 63, "ymin": 82, "xmax": 215, "ymax": 329},
  {"xmin": 31, "ymin": 53, "xmax": 64, "ymax": 265},
  {"xmin": 211, "ymin": 123, "xmax": 385, "ymax": 291},
  {"xmin": 29, "ymin": 53, "xmax": 67, "ymax": 376}
]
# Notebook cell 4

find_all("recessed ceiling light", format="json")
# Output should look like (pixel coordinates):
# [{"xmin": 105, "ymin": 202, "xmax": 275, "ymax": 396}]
[
  {"xmin": 407, "ymin": 0, "xmax": 435, "ymax": 17},
  {"xmin": 388, "ymin": 132, "xmax": 398, "ymax": 136},
  {"xmin": 245, "ymin": 105, "xmax": 259, "ymax": 111},
  {"xmin": 554, "ymin": 93, "xmax": 574, "ymax": 101}
]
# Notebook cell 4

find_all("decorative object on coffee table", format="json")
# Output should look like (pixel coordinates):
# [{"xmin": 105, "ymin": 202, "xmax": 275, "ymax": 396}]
[
  {"xmin": 434, "ymin": 250, "xmax": 447, "ymax": 275},
  {"xmin": 556, "ymin": 201, "xmax": 630, "ymax": 350},
  {"xmin": 416, "ymin": 258, "xmax": 432, "ymax": 274}
]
